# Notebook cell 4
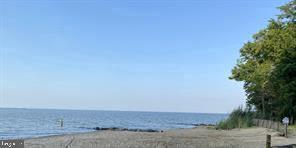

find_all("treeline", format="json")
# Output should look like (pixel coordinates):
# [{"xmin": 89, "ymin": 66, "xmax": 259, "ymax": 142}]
[{"xmin": 230, "ymin": 0, "xmax": 296, "ymax": 124}]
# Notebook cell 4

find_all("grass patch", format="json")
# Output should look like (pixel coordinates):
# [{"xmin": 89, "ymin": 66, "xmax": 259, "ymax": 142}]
[
  {"xmin": 289, "ymin": 124, "xmax": 296, "ymax": 129},
  {"xmin": 288, "ymin": 124, "xmax": 296, "ymax": 135},
  {"xmin": 217, "ymin": 106, "xmax": 254, "ymax": 130}
]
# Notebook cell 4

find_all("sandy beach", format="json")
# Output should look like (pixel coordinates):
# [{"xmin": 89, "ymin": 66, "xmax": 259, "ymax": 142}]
[{"xmin": 25, "ymin": 126, "xmax": 296, "ymax": 148}]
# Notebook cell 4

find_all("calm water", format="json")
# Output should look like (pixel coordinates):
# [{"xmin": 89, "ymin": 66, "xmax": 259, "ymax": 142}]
[{"xmin": 0, "ymin": 108, "xmax": 227, "ymax": 139}]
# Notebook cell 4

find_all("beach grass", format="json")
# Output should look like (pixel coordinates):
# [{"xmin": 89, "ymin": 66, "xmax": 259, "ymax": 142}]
[{"xmin": 216, "ymin": 106, "xmax": 254, "ymax": 130}]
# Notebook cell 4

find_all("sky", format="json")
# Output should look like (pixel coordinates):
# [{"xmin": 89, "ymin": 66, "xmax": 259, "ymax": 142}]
[{"xmin": 0, "ymin": 0, "xmax": 290, "ymax": 113}]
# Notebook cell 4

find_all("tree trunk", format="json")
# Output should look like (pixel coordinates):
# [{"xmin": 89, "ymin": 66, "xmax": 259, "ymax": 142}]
[{"xmin": 261, "ymin": 96, "xmax": 265, "ymax": 118}]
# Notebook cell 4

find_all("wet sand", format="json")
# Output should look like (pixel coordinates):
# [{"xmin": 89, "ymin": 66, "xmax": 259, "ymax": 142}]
[{"xmin": 25, "ymin": 126, "xmax": 296, "ymax": 148}]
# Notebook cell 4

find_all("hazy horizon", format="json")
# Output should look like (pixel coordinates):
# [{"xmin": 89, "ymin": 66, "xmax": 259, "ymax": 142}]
[
  {"xmin": 0, "ymin": 0, "xmax": 290, "ymax": 113},
  {"xmin": 0, "ymin": 107, "xmax": 230, "ymax": 114}
]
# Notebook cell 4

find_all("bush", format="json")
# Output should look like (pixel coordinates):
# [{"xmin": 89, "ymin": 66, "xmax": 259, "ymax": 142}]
[{"xmin": 217, "ymin": 106, "xmax": 254, "ymax": 129}]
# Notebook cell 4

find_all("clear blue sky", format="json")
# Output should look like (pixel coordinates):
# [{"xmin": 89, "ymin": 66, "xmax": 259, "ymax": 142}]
[{"xmin": 0, "ymin": 0, "xmax": 290, "ymax": 113}]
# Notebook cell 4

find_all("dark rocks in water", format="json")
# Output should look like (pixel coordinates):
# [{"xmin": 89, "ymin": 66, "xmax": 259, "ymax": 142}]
[
  {"xmin": 93, "ymin": 123, "xmax": 214, "ymax": 133},
  {"xmin": 175, "ymin": 123, "xmax": 215, "ymax": 126},
  {"xmin": 93, "ymin": 127, "xmax": 161, "ymax": 133},
  {"xmin": 94, "ymin": 127, "xmax": 127, "ymax": 131},
  {"xmin": 131, "ymin": 129, "xmax": 160, "ymax": 132},
  {"xmin": 193, "ymin": 123, "xmax": 215, "ymax": 126}
]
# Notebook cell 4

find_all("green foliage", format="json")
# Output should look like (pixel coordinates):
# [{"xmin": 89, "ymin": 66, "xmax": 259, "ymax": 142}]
[
  {"xmin": 217, "ymin": 107, "xmax": 254, "ymax": 129},
  {"xmin": 288, "ymin": 124, "xmax": 296, "ymax": 135},
  {"xmin": 290, "ymin": 124, "xmax": 296, "ymax": 129},
  {"xmin": 230, "ymin": 0, "xmax": 296, "ymax": 123}
]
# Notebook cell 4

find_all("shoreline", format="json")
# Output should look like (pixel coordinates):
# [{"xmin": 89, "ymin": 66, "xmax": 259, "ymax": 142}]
[
  {"xmin": 22, "ymin": 127, "xmax": 162, "ymax": 141},
  {"xmin": 6, "ymin": 124, "xmax": 215, "ymax": 141},
  {"xmin": 3, "ymin": 127, "xmax": 186, "ymax": 141},
  {"xmin": 25, "ymin": 126, "xmax": 296, "ymax": 148}
]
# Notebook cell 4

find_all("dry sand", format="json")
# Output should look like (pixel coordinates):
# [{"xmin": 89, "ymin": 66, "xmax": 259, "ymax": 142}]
[{"xmin": 25, "ymin": 126, "xmax": 296, "ymax": 148}]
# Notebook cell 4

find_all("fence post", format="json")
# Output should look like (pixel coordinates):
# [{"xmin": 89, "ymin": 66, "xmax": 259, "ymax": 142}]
[
  {"xmin": 285, "ymin": 124, "xmax": 288, "ymax": 138},
  {"xmin": 266, "ymin": 134, "xmax": 271, "ymax": 148},
  {"xmin": 257, "ymin": 119, "xmax": 259, "ymax": 126}
]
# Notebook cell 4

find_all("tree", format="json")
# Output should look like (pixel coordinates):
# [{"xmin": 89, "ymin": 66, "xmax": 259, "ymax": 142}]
[{"xmin": 230, "ymin": 0, "xmax": 296, "ymax": 123}]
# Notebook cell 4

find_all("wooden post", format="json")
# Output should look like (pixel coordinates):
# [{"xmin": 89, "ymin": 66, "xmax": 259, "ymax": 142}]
[
  {"xmin": 257, "ymin": 119, "xmax": 259, "ymax": 126},
  {"xmin": 266, "ymin": 134, "xmax": 271, "ymax": 148},
  {"xmin": 285, "ymin": 124, "xmax": 288, "ymax": 138},
  {"xmin": 60, "ymin": 118, "xmax": 64, "ymax": 127}
]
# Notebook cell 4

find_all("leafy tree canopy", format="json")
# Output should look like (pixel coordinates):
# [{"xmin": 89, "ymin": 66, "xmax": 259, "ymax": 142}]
[{"xmin": 230, "ymin": 0, "xmax": 296, "ymax": 123}]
